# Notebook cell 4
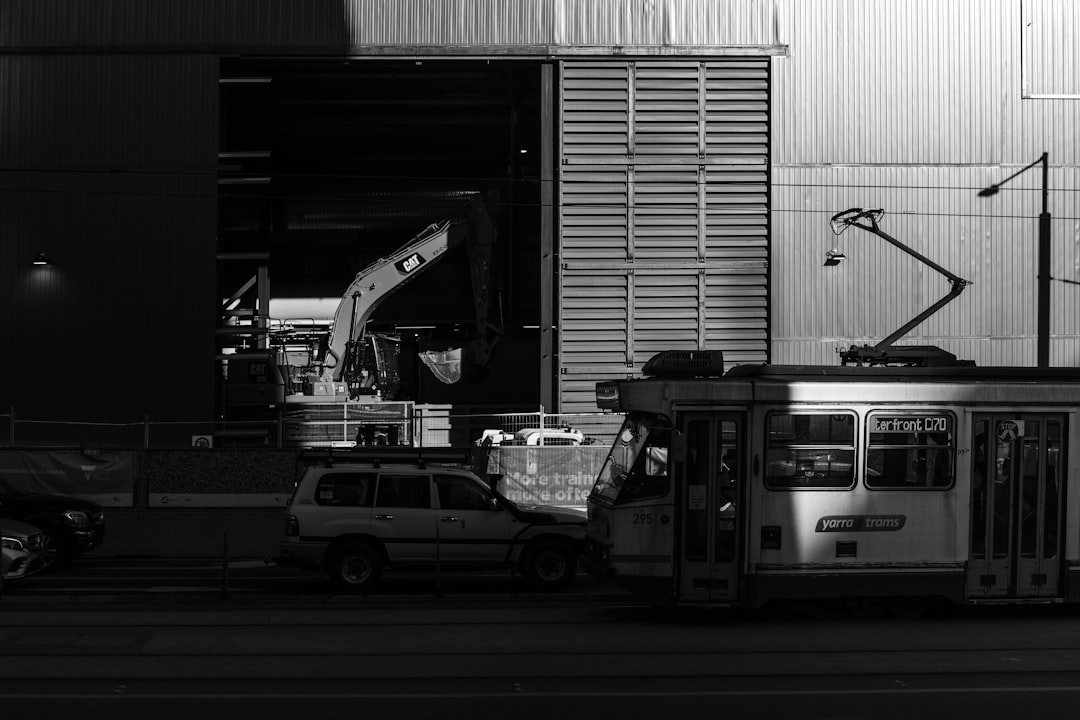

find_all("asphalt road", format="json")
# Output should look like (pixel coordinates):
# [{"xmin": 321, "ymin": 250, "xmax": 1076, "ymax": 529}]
[
  {"xmin": 4, "ymin": 559, "xmax": 1080, "ymax": 719},
  {"xmin": 0, "ymin": 556, "xmax": 630, "ymax": 602}
]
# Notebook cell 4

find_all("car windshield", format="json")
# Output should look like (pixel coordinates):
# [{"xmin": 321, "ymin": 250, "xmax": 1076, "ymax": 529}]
[{"xmin": 590, "ymin": 416, "xmax": 670, "ymax": 503}]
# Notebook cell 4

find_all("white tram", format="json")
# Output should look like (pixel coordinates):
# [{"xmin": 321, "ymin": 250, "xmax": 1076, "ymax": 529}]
[{"xmin": 583, "ymin": 350, "xmax": 1080, "ymax": 610}]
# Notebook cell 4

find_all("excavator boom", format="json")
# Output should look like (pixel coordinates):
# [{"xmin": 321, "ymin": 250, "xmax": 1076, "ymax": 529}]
[{"xmin": 320, "ymin": 199, "xmax": 500, "ymax": 388}]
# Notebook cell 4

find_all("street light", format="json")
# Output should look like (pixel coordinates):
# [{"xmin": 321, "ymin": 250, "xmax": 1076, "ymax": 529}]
[{"xmin": 978, "ymin": 151, "xmax": 1051, "ymax": 368}]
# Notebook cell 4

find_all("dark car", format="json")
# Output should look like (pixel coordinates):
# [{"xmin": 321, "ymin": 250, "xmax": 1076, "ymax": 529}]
[{"xmin": 0, "ymin": 493, "xmax": 105, "ymax": 570}]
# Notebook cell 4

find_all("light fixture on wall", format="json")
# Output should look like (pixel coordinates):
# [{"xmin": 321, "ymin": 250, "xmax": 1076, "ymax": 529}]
[
  {"xmin": 32, "ymin": 252, "xmax": 52, "ymax": 266},
  {"xmin": 823, "ymin": 248, "xmax": 846, "ymax": 267}
]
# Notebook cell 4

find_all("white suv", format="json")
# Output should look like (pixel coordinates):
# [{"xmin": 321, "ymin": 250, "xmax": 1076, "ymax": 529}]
[{"xmin": 276, "ymin": 457, "xmax": 586, "ymax": 592}]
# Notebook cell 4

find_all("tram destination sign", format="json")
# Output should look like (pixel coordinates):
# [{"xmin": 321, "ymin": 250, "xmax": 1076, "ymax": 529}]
[{"xmin": 870, "ymin": 415, "xmax": 951, "ymax": 433}]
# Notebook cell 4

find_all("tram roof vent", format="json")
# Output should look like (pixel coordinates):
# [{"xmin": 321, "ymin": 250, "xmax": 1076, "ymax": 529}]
[{"xmin": 642, "ymin": 350, "xmax": 725, "ymax": 378}]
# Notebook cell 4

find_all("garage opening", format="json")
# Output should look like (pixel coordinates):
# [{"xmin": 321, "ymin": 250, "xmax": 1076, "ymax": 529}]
[{"xmin": 218, "ymin": 59, "xmax": 546, "ymax": 414}]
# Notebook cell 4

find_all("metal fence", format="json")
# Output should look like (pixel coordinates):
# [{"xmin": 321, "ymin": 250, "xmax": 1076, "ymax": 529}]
[{"xmin": 0, "ymin": 408, "xmax": 624, "ymax": 451}]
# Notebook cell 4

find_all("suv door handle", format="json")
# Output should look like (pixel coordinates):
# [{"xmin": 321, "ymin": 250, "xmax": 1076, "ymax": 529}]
[
  {"xmin": 375, "ymin": 514, "xmax": 394, "ymax": 520},
  {"xmin": 440, "ymin": 516, "xmax": 459, "ymax": 522}
]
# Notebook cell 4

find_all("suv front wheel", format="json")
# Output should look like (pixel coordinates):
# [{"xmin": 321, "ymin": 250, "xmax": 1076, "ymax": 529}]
[
  {"xmin": 328, "ymin": 540, "xmax": 384, "ymax": 592},
  {"xmin": 523, "ymin": 539, "xmax": 577, "ymax": 591}
]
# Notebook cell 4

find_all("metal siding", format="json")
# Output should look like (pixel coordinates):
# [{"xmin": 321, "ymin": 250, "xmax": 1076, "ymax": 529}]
[
  {"xmin": 0, "ymin": 55, "xmax": 218, "ymax": 422},
  {"xmin": 560, "ymin": 167, "xmax": 631, "ymax": 260},
  {"xmin": 771, "ymin": 164, "xmax": 1080, "ymax": 367},
  {"xmin": 1023, "ymin": 0, "xmax": 1080, "ymax": 98},
  {"xmin": 771, "ymin": 0, "xmax": 1080, "ymax": 368},
  {"xmin": 0, "ymin": 0, "xmax": 785, "ymax": 53},
  {"xmin": 560, "ymin": 58, "xmax": 770, "ymax": 411},
  {"xmin": 772, "ymin": 0, "xmax": 1019, "ymax": 165}
]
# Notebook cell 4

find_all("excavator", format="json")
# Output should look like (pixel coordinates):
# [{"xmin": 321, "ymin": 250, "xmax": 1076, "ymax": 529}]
[
  {"xmin": 221, "ymin": 197, "xmax": 503, "ymax": 420},
  {"xmin": 315, "ymin": 196, "xmax": 503, "ymax": 399}
]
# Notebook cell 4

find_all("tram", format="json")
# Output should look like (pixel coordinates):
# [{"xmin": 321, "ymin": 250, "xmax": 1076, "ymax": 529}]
[{"xmin": 583, "ymin": 350, "xmax": 1080, "ymax": 611}]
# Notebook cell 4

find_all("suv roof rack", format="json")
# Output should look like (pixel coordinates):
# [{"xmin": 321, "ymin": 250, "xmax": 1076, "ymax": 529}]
[{"xmin": 299, "ymin": 446, "xmax": 473, "ymax": 468}]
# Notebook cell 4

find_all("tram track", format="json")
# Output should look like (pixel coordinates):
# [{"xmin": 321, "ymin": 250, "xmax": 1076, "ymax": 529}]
[
  {"xmin": 3, "ymin": 600, "xmax": 1080, "ymax": 720},
  {"xmin": 6, "ymin": 558, "xmax": 1080, "ymax": 717}
]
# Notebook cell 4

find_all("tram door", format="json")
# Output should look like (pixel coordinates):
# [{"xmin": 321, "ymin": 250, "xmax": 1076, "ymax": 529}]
[
  {"xmin": 678, "ymin": 412, "xmax": 743, "ymax": 603},
  {"xmin": 969, "ymin": 414, "xmax": 1065, "ymax": 599}
]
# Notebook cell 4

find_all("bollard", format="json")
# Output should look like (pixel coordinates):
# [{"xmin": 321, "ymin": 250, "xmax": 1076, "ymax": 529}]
[
  {"xmin": 220, "ymin": 530, "xmax": 230, "ymax": 600},
  {"xmin": 434, "ymin": 524, "xmax": 442, "ymax": 599}
]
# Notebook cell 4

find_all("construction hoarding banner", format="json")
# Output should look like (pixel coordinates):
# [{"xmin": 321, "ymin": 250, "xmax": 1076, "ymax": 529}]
[
  {"xmin": 479, "ymin": 445, "xmax": 607, "ymax": 508},
  {"xmin": 0, "ymin": 450, "xmax": 137, "ymax": 507}
]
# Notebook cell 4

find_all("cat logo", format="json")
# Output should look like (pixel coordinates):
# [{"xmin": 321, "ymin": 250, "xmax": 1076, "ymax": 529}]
[{"xmin": 396, "ymin": 252, "xmax": 426, "ymax": 275}]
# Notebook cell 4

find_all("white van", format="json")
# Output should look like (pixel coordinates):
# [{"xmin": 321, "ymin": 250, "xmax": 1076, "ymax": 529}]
[{"xmin": 478, "ymin": 427, "xmax": 588, "ymax": 446}]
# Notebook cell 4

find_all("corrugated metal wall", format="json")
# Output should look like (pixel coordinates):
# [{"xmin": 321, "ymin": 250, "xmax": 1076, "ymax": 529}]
[
  {"xmin": 0, "ymin": 0, "xmax": 785, "ymax": 424},
  {"xmin": 0, "ymin": 0, "xmax": 783, "ymax": 52},
  {"xmin": 6, "ymin": 0, "xmax": 1075, "ymax": 425},
  {"xmin": 558, "ymin": 59, "xmax": 771, "ymax": 411},
  {"xmin": 1022, "ymin": 0, "xmax": 1080, "ymax": 98},
  {"xmin": 772, "ymin": 0, "xmax": 1080, "ymax": 366},
  {"xmin": 0, "ymin": 55, "xmax": 219, "ymax": 422}
]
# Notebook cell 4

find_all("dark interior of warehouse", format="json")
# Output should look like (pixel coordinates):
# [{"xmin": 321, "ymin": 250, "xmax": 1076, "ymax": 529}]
[{"xmin": 218, "ymin": 59, "xmax": 545, "ymax": 408}]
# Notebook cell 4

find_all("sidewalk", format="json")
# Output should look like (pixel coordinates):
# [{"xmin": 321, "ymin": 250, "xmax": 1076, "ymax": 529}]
[{"xmin": 94, "ymin": 508, "xmax": 285, "ymax": 559}]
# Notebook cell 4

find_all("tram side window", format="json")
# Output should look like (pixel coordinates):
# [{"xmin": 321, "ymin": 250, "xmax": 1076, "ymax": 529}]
[
  {"xmin": 865, "ymin": 413, "xmax": 955, "ymax": 489},
  {"xmin": 765, "ymin": 412, "xmax": 857, "ymax": 489},
  {"xmin": 591, "ymin": 420, "xmax": 671, "ymax": 504}
]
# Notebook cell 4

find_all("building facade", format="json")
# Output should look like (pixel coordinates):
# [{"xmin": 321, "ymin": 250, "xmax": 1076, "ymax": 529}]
[{"xmin": 0, "ymin": 0, "xmax": 1074, "ymax": 427}]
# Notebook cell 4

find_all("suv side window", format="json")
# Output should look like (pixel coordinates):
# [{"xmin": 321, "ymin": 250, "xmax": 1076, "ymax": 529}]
[
  {"xmin": 375, "ymin": 473, "xmax": 431, "ymax": 509},
  {"xmin": 315, "ymin": 472, "xmax": 376, "ymax": 507},
  {"xmin": 435, "ymin": 474, "xmax": 494, "ymax": 511}
]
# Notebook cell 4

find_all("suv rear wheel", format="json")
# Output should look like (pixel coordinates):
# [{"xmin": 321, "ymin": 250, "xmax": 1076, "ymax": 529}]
[
  {"xmin": 523, "ymin": 539, "xmax": 577, "ymax": 591},
  {"xmin": 329, "ymin": 540, "xmax": 384, "ymax": 592}
]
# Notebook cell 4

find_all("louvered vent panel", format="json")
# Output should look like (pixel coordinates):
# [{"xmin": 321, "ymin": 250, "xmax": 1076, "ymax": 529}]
[
  {"xmin": 634, "ymin": 63, "xmax": 701, "ymax": 158},
  {"xmin": 633, "ymin": 166, "xmax": 700, "ymax": 261},
  {"xmin": 559, "ymin": 58, "xmax": 771, "ymax": 411}
]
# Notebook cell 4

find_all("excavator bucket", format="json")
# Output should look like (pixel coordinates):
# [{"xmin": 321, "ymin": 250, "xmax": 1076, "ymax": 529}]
[
  {"xmin": 418, "ymin": 337, "xmax": 496, "ymax": 385},
  {"xmin": 419, "ymin": 347, "xmax": 463, "ymax": 384}
]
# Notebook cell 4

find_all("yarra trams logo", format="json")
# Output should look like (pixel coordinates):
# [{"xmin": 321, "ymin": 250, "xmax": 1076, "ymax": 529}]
[{"xmin": 815, "ymin": 515, "xmax": 907, "ymax": 532}]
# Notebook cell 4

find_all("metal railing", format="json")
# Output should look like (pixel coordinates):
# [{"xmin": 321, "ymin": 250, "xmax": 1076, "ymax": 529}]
[{"xmin": 0, "ymin": 408, "xmax": 623, "ymax": 451}]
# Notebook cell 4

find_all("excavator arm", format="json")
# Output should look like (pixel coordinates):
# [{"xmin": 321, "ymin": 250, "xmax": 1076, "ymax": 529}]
[{"xmin": 319, "ymin": 198, "xmax": 501, "ymax": 387}]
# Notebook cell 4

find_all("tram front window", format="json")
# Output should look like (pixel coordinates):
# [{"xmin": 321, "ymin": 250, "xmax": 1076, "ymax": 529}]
[{"xmin": 591, "ymin": 417, "xmax": 670, "ymax": 504}]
